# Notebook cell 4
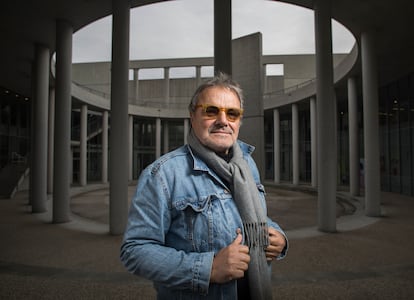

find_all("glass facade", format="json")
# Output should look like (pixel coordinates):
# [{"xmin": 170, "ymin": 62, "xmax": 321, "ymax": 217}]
[
  {"xmin": 280, "ymin": 111, "xmax": 292, "ymax": 182},
  {"xmin": 69, "ymin": 114, "xmax": 187, "ymax": 182},
  {"xmin": 162, "ymin": 119, "xmax": 185, "ymax": 154},
  {"xmin": 1, "ymin": 73, "xmax": 413, "ymax": 197},
  {"xmin": 299, "ymin": 102, "xmax": 312, "ymax": 182},
  {"xmin": 264, "ymin": 103, "xmax": 312, "ymax": 183},
  {"xmin": 0, "ymin": 89, "xmax": 30, "ymax": 168},
  {"xmin": 379, "ymin": 73, "xmax": 414, "ymax": 195},
  {"xmin": 132, "ymin": 118, "xmax": 186, "ymax": 179},
  {"xmin": 133, "ymin": 118, "xmax": 156, "ymax": 180},
  {"xmin": 264, "ymin": 72, "xmax": 414, "ymax": 196}
]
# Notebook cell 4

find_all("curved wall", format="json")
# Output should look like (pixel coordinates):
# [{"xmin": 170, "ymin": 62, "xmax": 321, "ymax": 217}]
[{"xmin": 72, "ymin": 49, "xmax": 357, "ymax": 116}]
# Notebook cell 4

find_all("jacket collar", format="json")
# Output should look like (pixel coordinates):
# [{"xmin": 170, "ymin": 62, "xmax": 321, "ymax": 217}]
[{"xmin": 187, "ymin": 140, "xmax": 255, "ymax": 172}]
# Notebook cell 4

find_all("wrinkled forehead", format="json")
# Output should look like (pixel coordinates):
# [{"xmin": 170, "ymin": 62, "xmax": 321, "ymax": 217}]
[{"xmin": 198, "ymin": 86, "xmax": 242, "ymax": 106}]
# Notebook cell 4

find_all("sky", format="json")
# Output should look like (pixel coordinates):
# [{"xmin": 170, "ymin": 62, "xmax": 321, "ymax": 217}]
[{"xmin": 72, "ymin": 0, "xmax": 355, "ymax": 77}]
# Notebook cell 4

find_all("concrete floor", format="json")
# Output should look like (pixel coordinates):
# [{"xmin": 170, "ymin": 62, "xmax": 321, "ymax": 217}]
[{"xmin": 1, "ymin": 183, "xmax": 413, "ymax": 299}]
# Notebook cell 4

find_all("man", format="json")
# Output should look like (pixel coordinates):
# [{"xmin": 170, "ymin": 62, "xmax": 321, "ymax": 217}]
[{"xmin": 120, "ymin": 73, "xmax": 287, "ymax": 299}]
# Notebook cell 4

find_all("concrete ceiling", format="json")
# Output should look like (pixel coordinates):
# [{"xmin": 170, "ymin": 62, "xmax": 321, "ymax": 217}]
[{"xmin": 1, "ymin": 0, "xmax": 412, "ymax": 98}]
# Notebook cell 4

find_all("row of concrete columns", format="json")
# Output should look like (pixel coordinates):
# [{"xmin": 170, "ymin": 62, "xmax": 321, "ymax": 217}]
[
  {"xmin": 29, "ymin": 0, "xmax": 381, "ymax": 235},
  {"xmin": 273, "ymin": 98, "xmax": 318, "ymax": 188},
  {"xmin": 77, "ymin": 109, "xmax": 188, "ymax": 233},
  {"xmin": 29, "ymin": 0, "xmax": 132, "ymax": 234},
  {"xmin": 29, "ymin": 0, "xmax": 227, "ymax": 234},
  {"xmin": 51, "ymin": 104, "xmax": 189, "ymax": 188},
  {"xmin": 271, "ymin": 0, "xmax": 382, "ymax": 232},
  {"xmin": 273, "ymin": 74, "xmax": 379, "ymax": 232},
  {"xmin": 38, "ymin": 80, "xmax": 189, "ymax": 228},
  {"xmin": 132, "ymin": 65, "xmax": 205, "ymax": 101},
  {"xmin": 76, "ymin": 107, "xmax": 190, "ymax": 181}
]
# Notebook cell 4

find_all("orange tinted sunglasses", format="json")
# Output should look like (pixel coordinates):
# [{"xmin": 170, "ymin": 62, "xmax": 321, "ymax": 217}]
[{"xmin": 194, "ymin": 104, "xmax": 244, "ymax": 121}]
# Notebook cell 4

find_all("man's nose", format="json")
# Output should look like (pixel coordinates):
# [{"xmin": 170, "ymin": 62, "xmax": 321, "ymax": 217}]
[{"xmin": 215, "ymin": 110, "xmax": 229, "ymax": 124}]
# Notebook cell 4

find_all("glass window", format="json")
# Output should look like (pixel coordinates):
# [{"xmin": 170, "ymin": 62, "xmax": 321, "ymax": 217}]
[
  {"xmin": 388, "ymin": 82, "xmax": 401, "ymax": 193},
  {"xmin": 138, "ymin": 68, "xmax": 164, "ymax": 80},
  {"xmin": 398, "ymin": 77, "xmax": 412, "ymax": 195},
  {"xmin": 280, "ymin": 110, "xmax": 292, "ymax": 181},
  {"xmin": 162, "ymin": 119, "xmax": 184, "ymax": 153},
  {"xmin": 133, "ymin": 118, "xmax": 156, "ymax": 178},
  {"xmin": 170, "ymin": 67, "xmax": 196, "ymax": 79},
  {"xmin": 379, "ymin": 86, "xmax": 390, "ymax": 191},
  {"xmin": 299, "ymin": 101, "xmax": 311, "ymax": 182}
]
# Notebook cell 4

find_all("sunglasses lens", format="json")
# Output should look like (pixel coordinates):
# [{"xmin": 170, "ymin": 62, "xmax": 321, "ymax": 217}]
[
  {"xmin": 226, "ymin": 108, "xmax": 241, "ymax": 121},
  {"xmin": 204, "ymin": 105, "xmax": 220, "ymax": 117},
  {"xmin": 197, "ymin": 104, "xmax": 242, "ymax": 121}
]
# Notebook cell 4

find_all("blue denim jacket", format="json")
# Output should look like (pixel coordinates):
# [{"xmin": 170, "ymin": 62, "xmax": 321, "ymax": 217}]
[{"xmin": 120, "ymin": 141, "xmax": 287, "ymax": 299}]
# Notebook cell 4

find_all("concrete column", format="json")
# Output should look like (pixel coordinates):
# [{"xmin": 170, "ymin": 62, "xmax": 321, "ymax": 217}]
[
  {"xmin": 347, "ymin": 77, "xmax": 360, "ymax": 196},
  {"xmin": 109, "ymin": 0, "xmax": 130, "ymax": 235},
  {"xmin": 31, "ymin": 44, "xmax": 49, "ymax": 213},
  {"xmin": 163, "ymin": 121, "xmax": 169, "ymax": 154},
  {"xmin": 156, "ymin": 118, "xmax": 161, "ymax": 159},
  {"xmin": 196, "ymin": 66, "xmax": 202, "ymax": 86},
  {"xmin": 273, "ymin": 109, "xmax": 280, "ymax": 184},
  {"xmin": 314, "ymin": 0, "xmax": 337, "ymax": 232},
  {"xmin": 47, "ymin": 87, "xmax": 55, "ymax": 194},
  {"xmin": 29, "ymin": 71, "xmax": 35, "ymax": 206},
  {"xmin": 101, "ymin": 110, "xmax": 108, "ymax": 183},
  {"xmin": 79, "ymin": 104, "xmax": 87, "ymax": 186},
  {"xmin": 232, "ymin": 33, "xmax": 265, "ymax": 176},
  {"xmin": 164, "ymin": 67, "xmax": 170, "ymax": 104},
  {"xmin": 214, "ymin": 0, "xmax": 232, "ymax": 75},
  {"xmin": 70, "ymin": 149, "xmax": 73, "ymax": 185},
  {"xmin": 292, "ymin": 103, "xmax": 299, "ymax": 185},
  {"xmin": 184, "ymin": 119, "xmax": 189, "ymax": 144},
  {"xmin": 53, "ymin": 20, "xmax": 72, "ymax": 223},
  {"xmin": 133, "ymin": 68, "xmax": 139, "ymax": 101},
  {"xmin": 361, "ymin": 31, "xmax": 381, "ymax": 217},
  {"xmin": 310, "ymin": 97, "xmax": 317, "ymax": 188},
  {"xmin": 129, "ymin": 115, "xmax": 133, "ymax": 181}
]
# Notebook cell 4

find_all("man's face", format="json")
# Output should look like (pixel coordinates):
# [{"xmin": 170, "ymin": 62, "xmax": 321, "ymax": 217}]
[{"xmin": 190, "ymin": 86, "xmax": 242, "ymax": 154}]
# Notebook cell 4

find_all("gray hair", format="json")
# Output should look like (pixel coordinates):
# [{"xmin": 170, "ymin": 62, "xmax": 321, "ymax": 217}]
[{"xmin": 188, "ymin": 72, "xmax": 244, "ymax": 112}]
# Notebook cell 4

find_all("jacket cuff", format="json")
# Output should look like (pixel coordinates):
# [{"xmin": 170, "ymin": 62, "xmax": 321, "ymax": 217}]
[{"xmin": 192, "ymin": 252, "xmax": 214, "ymax": 295}]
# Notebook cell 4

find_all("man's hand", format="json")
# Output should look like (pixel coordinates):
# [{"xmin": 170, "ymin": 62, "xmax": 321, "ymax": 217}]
[
  {"xmin": 210, "ymin": 229, "xmax": 250, "ymax": 283},
  {"xmin": 265, "ymin": 227, "xmax": 286, "ymax": 261}
]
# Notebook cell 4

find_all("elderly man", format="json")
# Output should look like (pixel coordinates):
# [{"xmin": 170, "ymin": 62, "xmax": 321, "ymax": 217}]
[{"xmin": 120, "ymin": 73, "xmax": 287, "ymax": 300}]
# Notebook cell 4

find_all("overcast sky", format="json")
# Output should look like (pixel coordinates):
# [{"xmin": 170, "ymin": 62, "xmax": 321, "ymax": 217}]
[{"xmin": 72, "ymin": 0, "xmax": 355, "ymax": 76}]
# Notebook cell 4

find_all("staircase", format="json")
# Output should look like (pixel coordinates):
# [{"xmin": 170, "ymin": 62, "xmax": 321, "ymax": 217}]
[{"xmin": 0, "ymin": 162, "xmax": 28, "ymax": 199}]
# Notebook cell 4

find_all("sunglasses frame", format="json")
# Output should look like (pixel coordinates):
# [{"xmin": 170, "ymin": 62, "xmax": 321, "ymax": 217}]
[{"xmin": 194, "ymin": 104, "xmax": 244, "ymax": 121}]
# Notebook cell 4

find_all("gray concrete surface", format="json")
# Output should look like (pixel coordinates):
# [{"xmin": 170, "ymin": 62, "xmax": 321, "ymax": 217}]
[{"xmin": 1, "ymin": 184, "xmax": 413, "ymax": 299}]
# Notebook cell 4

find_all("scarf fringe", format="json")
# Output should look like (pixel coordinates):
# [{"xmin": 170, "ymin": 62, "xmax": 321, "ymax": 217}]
[{"xmin": 243, "ymin": 222, "xmax": 269, "ymax": 249}]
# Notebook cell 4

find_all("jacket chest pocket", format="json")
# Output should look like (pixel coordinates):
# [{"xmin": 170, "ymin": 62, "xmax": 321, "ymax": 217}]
[{"xmin": 174, "ymin": 195, "xmax": 214, "ymax": 252}]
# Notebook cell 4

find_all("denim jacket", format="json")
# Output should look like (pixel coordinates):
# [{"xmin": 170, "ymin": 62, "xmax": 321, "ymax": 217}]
[{"xmin": 120, "ymin": 141, "xmax": 287, "ymax": 299}]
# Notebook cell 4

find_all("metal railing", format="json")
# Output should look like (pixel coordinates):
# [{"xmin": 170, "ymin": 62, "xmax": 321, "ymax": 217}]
[{"xmin": 264, "ymin": 78, "xmax": 316, "ymax": 97}]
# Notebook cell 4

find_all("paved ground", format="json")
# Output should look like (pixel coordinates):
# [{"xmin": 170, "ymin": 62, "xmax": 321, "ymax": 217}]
[{"xmin": 1, "ymin": 183, "xmax": 413, "ymax": 299}]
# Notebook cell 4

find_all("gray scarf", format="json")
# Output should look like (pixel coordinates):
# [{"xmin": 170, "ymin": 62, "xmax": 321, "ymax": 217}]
[{"xmin": 188, "ymin": 130, "xmax": 272, "ymax": 300}]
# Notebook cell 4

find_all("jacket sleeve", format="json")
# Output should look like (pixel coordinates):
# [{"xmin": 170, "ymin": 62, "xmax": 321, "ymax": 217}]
[
  {"xmin": 119, "ymin": 166, "xmax": 214, "ymax": 295},
  {"xmin": 267, "ymin": 217, "xmax": 289, "ymax": 260}
]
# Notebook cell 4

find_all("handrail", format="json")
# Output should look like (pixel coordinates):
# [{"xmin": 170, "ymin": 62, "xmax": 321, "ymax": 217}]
[
  {"xmin": 73, "ymin": 81, "xmax": 110, "ymax": 99},
  {"xmin": 264, "ymin": 78, "xmax": 316, "ymax": 97},
  {"xmin": 72, "ymin": 80, "xmax": 191, "ymax": 110},
  {"xmin": 11, "ymin": 152, "xmax": 27, "ymax": 164}
]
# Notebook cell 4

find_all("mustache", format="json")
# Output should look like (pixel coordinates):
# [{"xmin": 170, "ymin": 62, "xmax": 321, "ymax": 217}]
[{"xmin": 209, "ymin": 124, "xmax": 233, "ymax": 134}]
